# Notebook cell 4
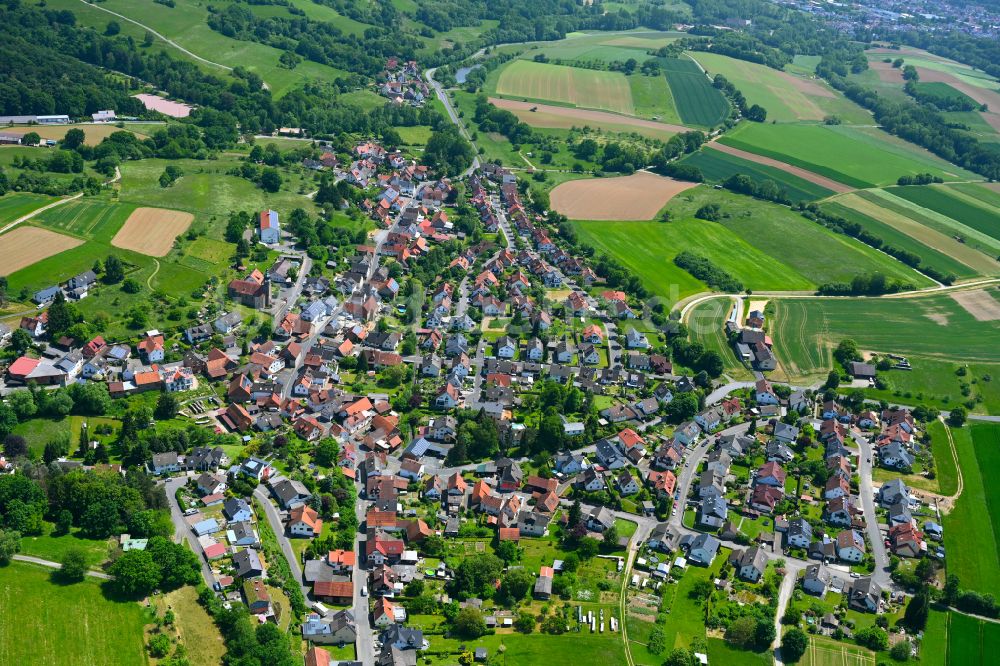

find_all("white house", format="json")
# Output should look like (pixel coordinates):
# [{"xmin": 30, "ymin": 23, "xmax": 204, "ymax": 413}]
[{"xmin": 259, "ymin": 209, "xmax": 280, "ymax": 244}]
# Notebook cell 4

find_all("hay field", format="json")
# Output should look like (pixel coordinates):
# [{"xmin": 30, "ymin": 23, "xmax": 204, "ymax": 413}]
[
  {"xmin": 951, "ymin": 289, "xmax": 1000, "ymax": 321},
  {"xmin": 494, "ymin": 60, "xmax": 635, "ymax": 115},
  {"xmin": 550, "ymin": 171, "xmax": 697, "ymax": 220},
  {"xmin": 489, "ymin": 98, "xmax": 685, "ymax": 139},
  {"xmin": 0, "ymin": 227, "xmax": 84, "ymax": 276},
  {"xmin": 111, "ymin": 206, "xmax": 193, "ymax": 257},
  {"xmin": 3, "ymin": 124, "xmax": 147, "ymax": 146}
]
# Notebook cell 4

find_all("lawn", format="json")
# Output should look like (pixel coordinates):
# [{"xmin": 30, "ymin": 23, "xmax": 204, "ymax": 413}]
[
  {"xmin": 944, "ymin": 423, "xmax": 1000, "ymax": 598},
  {"xmin": 494, "ymin": 60, "xmax": 636, "ymax": 115},
  {"xmin": 888, "ymin": 184, "xmax": 1000, "ymax": 244},
  {"xmin": 689, "ymin": 52, "xmax": 871, "ymax": 124},
  {"xmin": 679, "ymin": 147, "xmax": 836, "ymax": 203},
  {"xmin": 718, "ymin": 123, "xmax": 978, "ymax": 188},
  {"xmin": 660, "ymin": 56, "xmax": 730, "ymax": 127},
  {"xmin": 19, "ymin": 522, "xmax": 114, "ymax": 568},
  {"xmin": 920, "ymin": 610, "xmax": 949, "ymax": 665},
  {"xmin": 0, "ymin": 193, "xmax": 56, "ymax": 223},
  {"xmin": 823, "ymin": 194, "xmax": 997, "ymax": 278},
  {"xmin": 12, "ymin": 417, "xmax": 71, "ymax": 457},
  {"xmin": 769, "ymin": 295, "xmax": 1000, "ymax": 382},
  {"xmin": 0, "ymin": 561, "xmax": 150, "ymax": 665},
  {"xmin": 948, "ymin": 611, "xmax": 982, "ymax": 666}
]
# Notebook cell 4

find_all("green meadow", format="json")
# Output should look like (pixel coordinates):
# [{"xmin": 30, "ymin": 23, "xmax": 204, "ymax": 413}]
[
  {"xmin": 0, "ymin": 562, "xmax": 150, "ymax": 666},
  {"xmin": 0, "ymin": 193, "xmax": 56, "ymax": 224},
  {"xmin": 719, "ymin": 123, "xmax": 979, "ymax": 188}
]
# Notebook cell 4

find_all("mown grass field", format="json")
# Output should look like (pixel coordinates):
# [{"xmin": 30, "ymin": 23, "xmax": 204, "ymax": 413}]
[
  {"xmin": 689, "ymin": 51, "xmax": 871, "ymax": 124},
  {"xmin": 660, "ymin": 57, "xmax": 730, "ymax": 126},
  {"xmin": 0, "ymin": 193, "xmax": 55, "ymax": 223},
  {"xmin": 0, "ymin": 562, "xmax": 150, "ymax": 666},
  {"xmin": 629, "ymin": 73, "xmax": 682, "ymax": 125},
  {"xmin": 800, "ymin": 635, "xmax": 875, "ymax": 666},
  {"xmin": 679, "ymin": 147, "xmax": 836, "ymax": 203},
  {"xmin": 927, "ymin": 421, "xmax": 960, "ymax": 497},
  {"xmin": 769, "ymin": 295, "xmax": 1000, "ymax": 381},
  {"xmin": 719, "ymin": 123, "xmax": 978, "ymax": 188},
  {"xmin": 921, "ymin": 610, "xmax": 949, "ymax": 665},
  {"xmin": 518, "ymin": 30, "xmax": 683, "ymax": 62},
  {"xmin": 822, "ymin": 197, "xmax": 988, "ymax": 279},
  {"xmin": 888, "ymin": 184, "xmax": 1000, "ymax": 243},
  {"xmin": 494, "ymin": 60, "xmax": 635, "ymax": 115}
]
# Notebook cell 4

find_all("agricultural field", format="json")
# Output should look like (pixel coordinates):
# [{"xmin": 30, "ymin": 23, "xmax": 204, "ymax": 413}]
[
  {"xmin": 821, "ymin": 196, "xmax": 994, "ymax": 279},
  {"xmin": 111, "ymin": 207, "xmax": 194, "ymax": 257},
  {"xmin": 549, "ymin": 171, "xmax": 697, "ymax": 220},
  {"xmin": 678, "ymin": 146, "xmax": 838, "ymax": 202},
  {"xmin": 517, "ymin": 30, "xmax": 684, "ymax": 62},
  {"xmin": 800, "ymin": 635, "xmax": 875, "ymax": 666},
  {"xmin": 857, "ymin": 188, "xmax": 1000, "ymax": 261},
  {"xmin": 672, "ymin": 189, "xmax": 931, "ymax": 288},
  {"xmin": 0, "ymin": 193, "xmax": 56, "ymax": 224},
  {"xmin": 769, "ymin": 294, "xmax": 1000, "ymax": 383},
  {"xmin": 494, "ymin": 60, "xmax": 636, "ymax": 115},
  {"xmin": 659, "ymin": 57, "xmax": 731, "ymax": 127},
  {"xmin": 689, "ymin": 51, "xmax": 871, "ymax": 124},
  {"xmin": 0, "ymin": 562, "xmax": 150, "ymax": 666},
  {"xmin": 943, "ymin": 423, "xmax": 1000, "ymax": 599},
  {"xmin": 887, "ymin": 184, "xmax": 1000, "ymax": 244},
  {"xmin": 488, "ymin": 98, "xmax": 684, "ymax": 140},
  {"xmin": 718, "ymin": 123, "xmax": 979, "ymax": 188},
  {"xmin": 0, "ymin": 226, "xmax": 84, "ymax": 276}
]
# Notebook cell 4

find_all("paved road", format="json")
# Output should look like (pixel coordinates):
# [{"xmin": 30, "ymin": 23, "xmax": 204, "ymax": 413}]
[
  {"xmin": 852, "ymin": 432, "xmax": 892, "ymax": 588},
  {"xmin": 164, "ymin": 476, "xmax": 217, "ymax": 588},
  {"xmin": 424, "ymin": 68, "xmax": 480, "ymax": 177},
  {"xmin": 353, "ymin": 478, "xmax": 375, "ymax": 665},
  {"xmin": 13, "ymin": 554, "xmax": 112, "ymax": 580},
  {"xmin": 252, "ymin": 486, "xmax": 311, "ymax": 601}
]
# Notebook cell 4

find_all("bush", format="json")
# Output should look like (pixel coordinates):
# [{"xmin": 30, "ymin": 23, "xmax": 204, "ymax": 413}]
[{"xmin": 147, "ymin": 634, "xmax": 171, "ymax": 658}]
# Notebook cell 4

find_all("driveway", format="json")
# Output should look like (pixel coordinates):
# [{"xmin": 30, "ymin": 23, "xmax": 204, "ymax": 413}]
[{"xmin": 164, "ymin": 475, "xmax": 217, "ymax": 588}]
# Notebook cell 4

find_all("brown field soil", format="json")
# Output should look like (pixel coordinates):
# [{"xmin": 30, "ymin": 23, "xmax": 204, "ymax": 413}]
[
  {"xmin": 111, "ymin": 207, "xmax": 193, "ymax": 257},
  {"xmin": 834, "ymin": 193, "xmax": 1000, "ymax": 274},
  {"xmin": 869, "ymin": 60, "xmax": 903, "ymax": 83},
  {"xmin": 706, "ymin": 142, "xmax": 854, "ymax": 193},
  {"xmin": 4, "ymin": 124, "xmax": 147, "ymax": 146},
  {"xmin": 915, "ymin": 67, "xmax": 1000, "ymax": 132},
  {"xmin": 0, "ymin": 227, "xmax": 84, "ymax": 275},
  {"xmin": 950, "ymin": 289, "xmax": 1000, "ymax": 321},
  {"xmin": 489, "ymin": 98, "xmax": 688, "ymax": 140},
  {"xmin": 550, "ymin": 171, "xmax": 698, "ymax": 220}
]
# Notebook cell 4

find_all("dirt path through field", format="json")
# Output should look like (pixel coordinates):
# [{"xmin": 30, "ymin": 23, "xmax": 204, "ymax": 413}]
[
  {"xmin": 706, "ymin": 143, "xmax": 855, "ymax": 193},
  {"xmin": 550, "ymin": 171, "xmax": 698, "ymax": 220}
]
